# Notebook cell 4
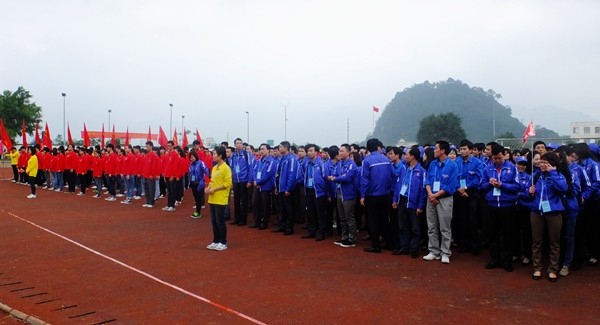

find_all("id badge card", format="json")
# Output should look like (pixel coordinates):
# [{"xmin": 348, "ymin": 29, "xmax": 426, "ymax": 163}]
[
  {"xmin": 541, "ymin": 200, "xmax": 551, "ymax": 213},
  {"xmin": 308, "ymin": 178, "xmax": 314, "ymax": 187},
  {"xmin": 235, "ymin": 165, "xmax": 240, "ymax": 173},
  {"xmin": 433, "ymin": 181, "xmax": 441, "ymax": 192},
  {"xmin": 400, "ymin": 185, "xmax": 408, "ymax": 196},
  {"xmin": 493, "ymin": 187, "xmax": 501, "ymax": 196},
  {"xmin": 460, "ymin": 179, "xmax": 467, "ymax": 189},
  {"xmin": 191, "ymin": 175, "xmax": 197, "ymax": 182},
  {"xmin": 257, "ymin": 172, "xmax": 262, "ymax": 180}
]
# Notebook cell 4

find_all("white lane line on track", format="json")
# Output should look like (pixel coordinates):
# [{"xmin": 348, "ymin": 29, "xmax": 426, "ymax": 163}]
[{"xmin": 2, "ymin": 209, "xmax": 267, "ymax": 325}]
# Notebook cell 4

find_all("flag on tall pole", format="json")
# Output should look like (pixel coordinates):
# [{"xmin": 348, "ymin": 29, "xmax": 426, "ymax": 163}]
[
  {"xmin": 0, "ymin": 119, "xmax": 13, "ymax": 151},
  {"xmin": 372, "ymin": 106, "xmax": 380, "ymax": 130},
  {"xmin": 147, "ymin": 126, "xmax": 152, "ymax": 142},
  {"xmin": 83, "ymin": 123, "xmax": 91, "ymax": 147},
  {"xmin": 125, "ymin": 126, "xmax": 130, "ymax": 146},
  {"xmin": 101, "ymin": 124, "xmax": 105, "ymax": 149},
  {"xmin": 22, "ymin": 119, "xmax": 28, "ymax": 148},
  {"xmin": 67, "ymin": 123, "xmax": 73, "ymax": 146},
  {"xmin": 43, "ymin": 122, "xmax": 52, "ymax": 149},
  {"xmin": 111, "ymin": 125, "xmax": 116, "ymax": 146},
  {"xmin": 523, "ymin": 120, "xmax": 536, "ymax": 144},
  {"xmin": 182, "ymin": 128, "xmax": 188, "ymax": 148},
  {"xmin": 172, "ymin": 128, "xmax": 179, "ymax": 146},
  {"xmin": 195, "ymin": 129, "xmax": 204, "ymax": 147},
  {"xmin": 35, "ymin": 121, "xmax": 42, "ymax": 147},
  {"xmin": 158, "ymin": 126, "xmax": 168, "ymax": 148}
]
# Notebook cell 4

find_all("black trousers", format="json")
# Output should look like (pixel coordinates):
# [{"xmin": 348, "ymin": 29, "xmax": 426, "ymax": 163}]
[
  {"xmin": 166, "ymin": 179, "xmax": 176, "ymax": 208},
  {"xmin": 65, "ymin": 170, "xmax": 76, "ymax": 192},
  {"xmin": 277, "ymin": 191, "xmax": 295, "ymax": 233},
  {"xmin": 11, "ymin": 165, "xmax": 18, "ymax": 182},
  {"xmin": 191, "ymin": 182, "xmax": 205, "ymax": 214},
  {"xmin": 233, "ymin": 182, "xmax": 249, "ymax": 225},
  {"xmin": 366, "ymin": 195, "xmax": 390, "ymax": 249},
  {"xmin": 455, "ymin": 191, "xmax": 479, "ymax": 250},
  {"xmin": 253, "ymin": 189, "xmax": 272, "ymax": 227},
  {"xmin": 487, "ymin": 205, "xmax": 517, "ymax": 265},
  {"xmin": 306, "ymin": 189, "xmax": 327, "ymax": 237},
  {"xmin": 78, "ymin": 174, "xmax": 88, "ymax": 194},
  {"xmin": 293, "ymin": 184, "xmax": 306, "ymax": 224},
  {"xmin": 28, "ymin": 176, "xmax": 36, "ymax": 195}
]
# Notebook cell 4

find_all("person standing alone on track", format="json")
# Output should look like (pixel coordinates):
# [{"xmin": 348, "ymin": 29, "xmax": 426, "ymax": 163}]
[{"xmin": 206, "ymin": 147, "xmax": 233, "ymax": 251}]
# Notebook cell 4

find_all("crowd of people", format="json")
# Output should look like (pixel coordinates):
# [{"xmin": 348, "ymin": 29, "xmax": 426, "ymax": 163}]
[{"xmin": 3, "ymin": 137, "xmax": 600, "ymax": 282}]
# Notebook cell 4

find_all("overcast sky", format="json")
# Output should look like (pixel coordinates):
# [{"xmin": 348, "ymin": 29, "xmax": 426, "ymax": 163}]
[{"xmin": 2, "ymin": 0, "xmax": 599, "ymax": 146}]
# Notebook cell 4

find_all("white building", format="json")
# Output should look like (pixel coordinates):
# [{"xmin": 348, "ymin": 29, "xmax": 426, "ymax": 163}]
[{"xmin": 570, "ymin": 121, "xmax": 600, "ymax": 143}]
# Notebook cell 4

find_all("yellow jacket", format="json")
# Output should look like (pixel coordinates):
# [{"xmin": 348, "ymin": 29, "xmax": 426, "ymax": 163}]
[
  {"xmin": 26, "ymin": 155, "xmax": 38, "ymax": 177},
  {"xmin": 207, "ymin": 162, "xmax": 232, "ymax": 205},
  {"xmin": 7, "ymin": 150, "xmax": 19, "ymax": 165}
]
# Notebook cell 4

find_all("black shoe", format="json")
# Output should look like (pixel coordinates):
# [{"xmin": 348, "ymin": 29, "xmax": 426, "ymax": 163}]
[
  {"xmin": 364, "ymin": 247, "xmax": 381, "ymax": 253},
  {"xmin": 485, "ymin": 261, "xmax": 501, "ymax": 269},
  {"xmin": 283, "ymin": 231, "xmax": 293, "ymax": 236},
  {"xmin": 258, "ymin": 225, "xmax": 267, "ymax": 230},
  {"xmin": 532, "ymin": 272, "xmax": 541, "ymax": 280},
  {"xmin": 503, "ymin": 263, "xmax": 514, "ymax": 272},
  {"xmin": 238, "ymin": 223, "xmax": 247, "ymax": 226},
  {"xmin": 339, "ymin": 240, "xmax": 357, "ymax": 248},
  {"xmin": 548, "ymin": 274, "xmax": 558, "ymax": 282},
  {"xmin": 271, "ymin": 228, "xmax": 285, "ymax": 233},
  {"xmin": 392, "ymin": 249, "xmax": 408, "ymax": 256},
  {"xmin": 249, "ymin": 224, "xmax": 259, "ymax": 228},
  {"xmin": 301, "ymin": 234, "xmax": 316, "ymax": 239},
  {"xmin": 315, "ymin": 236, "xmax": 324, "ymax": 241},
  {"xmin": 410, "ymin": 251, "xmax": 419, "ymax": 259},
  {"xmin": 230, "ymin": 222, "xmax": 239, "ymax": 225}
]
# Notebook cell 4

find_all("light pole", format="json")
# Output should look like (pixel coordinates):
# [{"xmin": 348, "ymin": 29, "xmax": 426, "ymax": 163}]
[
  {"xmin": 61, "ymin": 93, "xmax": 66, "ymax": 145},
  {"xmin": 169, "ymin": 103, "xmax": 174, "ymax": 137},
  {"xmin": 245, "ymin": 111, "xmax": 250, "ymax": 144},
  {"xmin": 280, "ymin": 93, "xmax": 290, "ymax": 140},
  {"xmin": 493, "ymin": 105, "xmax": 496, "ymax": 140},
  {"xmin": 181, "ymin": 115, "xmax": 185, "ymax": 135},
  {"xmin": 108, "ymin": 109, "xmax": 112, "ymax": 130}
]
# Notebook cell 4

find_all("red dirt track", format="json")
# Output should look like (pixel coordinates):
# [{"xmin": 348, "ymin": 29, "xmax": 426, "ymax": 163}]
[{"xmin": 1, "ymin": 178, "xmax": 600, "ymax": 324}]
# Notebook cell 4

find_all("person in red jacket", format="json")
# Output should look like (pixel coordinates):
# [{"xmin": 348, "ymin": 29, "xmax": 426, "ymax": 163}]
[
  {"xmin": 91, "ymin": 149, "xmax": 105, "ymax": 198},
  {"xmin": 162, "ymin": 142, "xmax": 179, "ymax": 212},
  {"xmin": 64, "ymin": 144, "xmax": 78, "ymax": 193},
  {"xmin": 121, "ymin": 145, "xmax": 136, "ymax": 204},
  {"xmin": 104, "ymin": 144, "xmax": 118, "ymax": 201},
  {"xmin": 35, "ymin": 145, "xmax": 45, "ymax": 186},
  {"xmin": 17, "ymin": 146, "xmax": 29, "ymax": 184},
  {"xmin": 42, "ymin": 148, "xmax": 53, "ymax": 189},
  {"xmin": 133, "ymin": 146, "xmax": 144, "ymax": 200},
  {"xmin": 142, "ymin": 141, "xmax": 161, "ymax": 208},
  {"xmin": 76, "ymin": 148, "xmax": 89, "ymax": 196},
  {"xmin": 53, "ymin": 147, "xmax": 66, "ymax": 191}
]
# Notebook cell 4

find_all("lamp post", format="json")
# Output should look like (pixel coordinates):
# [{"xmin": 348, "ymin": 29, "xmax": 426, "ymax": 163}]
[
  {"xmin": 280, "ymin": 93, "xmax": 290, "ymax": 140},
  {"xmin": 169, "ymin": 103, "xmax": 174, "ymax": 137},
  {"xmin": 108, "ymin": 109, "xmax": 112, "ymax": 130},
  {"xmin": 245, "ymin": 111, "xmax": 250, "ymax": 144},
  {"xmin": 61, "ymin": 93, "xmax": 66, "ymax": 145},
  {"xmin": 181, "ymin": 115, "xmax": 185, "ymax": 134}
]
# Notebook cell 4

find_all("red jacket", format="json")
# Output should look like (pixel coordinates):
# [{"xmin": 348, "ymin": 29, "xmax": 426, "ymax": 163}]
[
  {"xmin": 143, "ymin": 151, "xmax": 161, "ymax": 179},
  {"xmin": 36, "ymin": 152, "xmax": 44, "ymax": 170},
  {"xmin": 76, "ymin": 155, "xmax": 87, "ymax": 175},
  {"xmin": 92, "ymin": 156, "xmax": 105, "ymax": 178},
  {"xmin": 161, "ymin": 151, "xmax": 179, "ymax": 178},
  {"xmin": 17, "ymin": 152, "xmax": 29, "ymax": 169},
  {"xmin": 121, "ymin": 153, "xmax": 135, "ymax": 175},
  {"xmin": 52, "ymin": 153, "xmax": 65, "ymax": 172},
  {"xmin": 64, "ymin": 151, "xmax": 78, "ymax": 171},
  {"xmin": 104, "ymin": 153, "xmax": 117, "ymax": 176},
  {"xmin": 43, "ymin": 153, "xmax": 53, "ymax": 171}
]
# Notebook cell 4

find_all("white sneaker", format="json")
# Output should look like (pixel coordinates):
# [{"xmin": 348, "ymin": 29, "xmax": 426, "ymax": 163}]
[
  {"xmin": 166, "ymin": 207, "xmax": 175, "ymax": 212},
  {"xmin": 559, "ymin": 265, "xmax": 570, "ymax": 277},
  {"xmin": 106, "ymin": 196, "xmax": 117, "ymax": 202},
  {"xmin": 206, "ymin": 242, "xmax": 218, "ymax": 250},
  {"xmin": 55, "ymin": 189, "xmax": 61, "ymax": 192},
  {"xmin": 214, "ymin": 243, "xmax": 228, "ymax": 251},
  {"xmin": 26, "ymin": 194, "xmax": 36, "ymax": 199},
  {"xmin": 116, "ymin": 194, "xmax": 124, "ymax": 197},
  {"xmin": 441, "ymin": 256, "xmax": 450, "ymax": 264},
  {"xmin": 91, "ymin": 186, "xmax": 97, "ymax": 189},
  {"xmin": 42, "ymin": 186, "xmax": 48, "ymax": 189},
  {"xmin": 142, "ymin": 204, "xmax": 150, "ymax": 207},
  {"xmin": 77, "ymin": 192, "xmax": 85, "ymax": 196},
  {"xmin": 174, "ymin": 201, "xmax": 181, "ymax": 206},
  {"xmin": 162, "ymin": 206, "xmax": 169, "ymax": 211},
  {"xmin": 93, "ymin": 195, "xmax": 101, "ymax": 198},
  {"xmin": 121, "ymin": 200, "xmax": 132, "ymax": 205},
  {"xmin": 133, "ymin": 196, "xmax": 142, "ymax": 200},
  {"xmin": 423, "ymin": 253, "xmax": 441, "ymax": 261}
]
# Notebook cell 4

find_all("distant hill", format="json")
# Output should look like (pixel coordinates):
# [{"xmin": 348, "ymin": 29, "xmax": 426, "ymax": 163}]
[{"xmin": 369, "ymin": 78, "xmax": 559, "ymax": 144}]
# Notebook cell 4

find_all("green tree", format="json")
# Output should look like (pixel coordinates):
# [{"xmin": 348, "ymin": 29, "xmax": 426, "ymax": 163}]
[
  {"xmin": 416, "ymin": 112, "xmax": 466, "ymax": 145},
  {"xmin": 497, "ymin": 131, "xmax": 516, "ymax": 138},
  {"xmin": 0, "ymin": 87, "xmax": 43, "ymax": 138}
]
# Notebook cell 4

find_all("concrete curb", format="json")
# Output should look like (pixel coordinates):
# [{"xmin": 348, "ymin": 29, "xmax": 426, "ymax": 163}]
[{"xmin": 0, "ymin": 302, "xmax": 50, "ymax": 325}]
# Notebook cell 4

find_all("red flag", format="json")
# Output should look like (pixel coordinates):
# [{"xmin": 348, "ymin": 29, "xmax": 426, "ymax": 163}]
[
  {"xmin": 67, "ymin": 123, "xmax": 73, "ymax": 146},
  {"xmin": 43, "ymin": 122, "xmax": 52, "ymax": 149},
  {"xmin": 111, "ymin": 125, "xmax": 116, "ymax": 146},
  {"xmin": 35, "ymin": 121, "xmax": 42, "ymax": 147},
  {"xmin": 83, "ymin": 123, "xmax": 91, "ymax": 147},
  {"xmin": 172, "ymin": 128, "xmax": 179, "ymax": 146},
  {"xmin": 523, "ymin": 121, "xmax": 536, "ymax": 144},
  {"xmin": 147, "ymin": 126, "xmax": 152, "ymax": 142},
  {"xmin": 158, "ymin": 126, "xmax": 168, "ymax": 148},
  {"xmin": 125, "ymin": 126, "xmax": 130, "ymax": 146},
  {"xmin": 0, "ymin": 119, "xmax": 13, "ymax": 151},
  {"xmin": 101, "ymin": 124, "xmax": 105, "ymax": 149},
  {"xmin": 372, "ymin": 106, "xmax": 380, "ymax": 113},
  {"xmin": 195, "ymin": 129, "xmax": 204, "ymax": 147},
  {"xmin": 22, "ymin": 119, "xmax": 28, "ymax": 148},
  {"xmin": 182, "ymin": 128, "xmax": 188, "ymax": 148}
]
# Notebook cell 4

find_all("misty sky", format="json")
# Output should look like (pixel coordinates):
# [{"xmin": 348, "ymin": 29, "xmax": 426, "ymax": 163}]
[{"xmin": 2, "ymin": 0, "xmax": 599, "ymax": 146}]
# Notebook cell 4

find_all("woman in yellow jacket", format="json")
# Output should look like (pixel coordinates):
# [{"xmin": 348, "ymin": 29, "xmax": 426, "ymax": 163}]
[
  {"xmin": 6, "ymin": 147, "xmax": 20, "ymax": 182},
  {"xmin": 205, "ymin": 146, "xmax": 232, "ymax": 251},
  {"xmin": 25, "ymin": 147, "xmax": 39, "ymax": 199}
]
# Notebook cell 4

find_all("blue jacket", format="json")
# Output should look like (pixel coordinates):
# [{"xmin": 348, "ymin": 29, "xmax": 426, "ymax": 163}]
[
  {"xmin": 360, "ymin": 152, "xmax": 395, "ymax": 198},
  {"xmin": 277, "ymin": 153, "xmax": 302, "ymax": 193},
  {"xmin": 189, "ymin": 160, "xmax": 210, "ymax": 190},
  {"xmin": 578, "ymin": 158, "xmax": 600, "ymax": 201},
  {"xmin": 531, "ymin": 170, "xmax": 568, "ymax": 214},
  {"xmin": 325, "ymin": 159, "xmax": 338, "ymax": 198},
  {"xmin": 304, "ymin": 156, "xmax": 329, "ymax": 198},
  {"xmin": 480, "ymin": 160, "xmax": 520, "ymax": 207},
  {"xmin": 517, "ymin": 171, "xmax": 533, "ymax": 208},
  {"xmin": 563, "ymin": 163, "xmax": 581, "ymax": 218},
  {"xmin": 331, "ymin": 158, "xmax": 358, "ymax": 201},
  {"xmin": 231, "ymin": 149, "xmax": 254, "ymax": 183},
  {"xmin": 254, "ymin": 155, "xmax": 276, "ymax": 192},
  {"xmin": 425, "ymin": 158, "xmax": 459, "ymax": 196},
  {"xmin": 393, "ymin": 162, "xmax": 427, "ymax": 210},
  {"xmin": 457, "ymin": 156, "xmax": 484, "ymax": 191}
]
